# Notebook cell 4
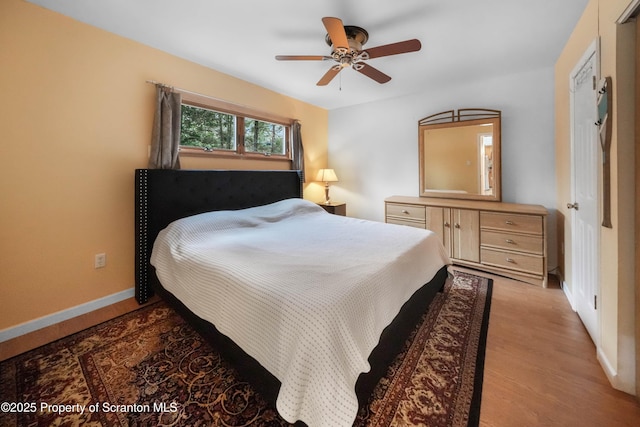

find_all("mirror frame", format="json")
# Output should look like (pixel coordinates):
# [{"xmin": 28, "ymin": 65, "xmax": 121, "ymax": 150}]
[{"xmin": 418, "ymin": 108, "xmax": 501, "ymax": 201}]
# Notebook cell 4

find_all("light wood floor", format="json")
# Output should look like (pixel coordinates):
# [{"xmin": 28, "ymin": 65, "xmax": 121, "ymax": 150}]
[
  {"xmin": 474, "ymin": 268, "xmax": 640, "ymax": 426},
  {"xmin": 0, "ymin": 295, "xmax": 160, "ymax": 361},
  {"xmin": 1, "ymin": 271, "xmax": 639, "ymax": 426}
]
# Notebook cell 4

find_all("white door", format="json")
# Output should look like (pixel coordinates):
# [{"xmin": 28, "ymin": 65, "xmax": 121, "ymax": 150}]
[{"xmin": 569, "ymin": 41, "xmax": 600, "ymax": 344}]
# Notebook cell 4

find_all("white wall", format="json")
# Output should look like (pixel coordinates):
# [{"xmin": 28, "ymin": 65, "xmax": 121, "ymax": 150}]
[{"xmin": 328, "ymin": 66, "xmax": 558, "ymax": 270}]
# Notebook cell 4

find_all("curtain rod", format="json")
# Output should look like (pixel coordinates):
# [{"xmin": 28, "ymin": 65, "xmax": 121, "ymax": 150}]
[
  {"xmin": 145, "ymin": 79, "xmax": 299, "ymax": 125},
  {"xmin": 145, "ymin": 79, "xmax": 232, "ymax": 105}
]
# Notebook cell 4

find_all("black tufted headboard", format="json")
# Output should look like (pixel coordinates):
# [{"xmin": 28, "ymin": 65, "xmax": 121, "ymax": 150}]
[{"xmin": 134, "ymin": 169, "xmax": 303, "ymax": 304}]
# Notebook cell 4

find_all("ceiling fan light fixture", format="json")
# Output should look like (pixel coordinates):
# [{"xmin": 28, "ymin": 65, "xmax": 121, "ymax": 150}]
[{"xmin": 275, "ymin": 17, "xmax": 421, "ymax": 86}]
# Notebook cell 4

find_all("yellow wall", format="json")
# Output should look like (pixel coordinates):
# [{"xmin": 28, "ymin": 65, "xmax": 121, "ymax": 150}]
[
  {"xmin": 555, "ymin": 0, "xmax": 636, "ymax": 393},
  {"xmin": 0, "ymin": 0, "xmax": 328, "ymax": 330}
]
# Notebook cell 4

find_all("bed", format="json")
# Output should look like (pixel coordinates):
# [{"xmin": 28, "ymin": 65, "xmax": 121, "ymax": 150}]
[{"xmin": 134, "ymin": 169, "xmax": 450, "ymax": 426}]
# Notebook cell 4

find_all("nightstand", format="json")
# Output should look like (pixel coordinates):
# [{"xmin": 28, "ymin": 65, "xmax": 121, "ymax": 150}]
[{"xmin": 318, "ymin": 202, "xmax": 346, "ymax": 216}]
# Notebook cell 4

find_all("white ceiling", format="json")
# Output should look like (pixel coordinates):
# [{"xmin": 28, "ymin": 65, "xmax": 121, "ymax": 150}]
[{"xmin": 27, "ymin": 0, "xmax": 589, "ymax": 110}]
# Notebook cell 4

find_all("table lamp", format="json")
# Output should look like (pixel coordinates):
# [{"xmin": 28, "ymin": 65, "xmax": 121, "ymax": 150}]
[{"xmin": 316, "ymin": 169, "xmax": 338, "ymax": 204}]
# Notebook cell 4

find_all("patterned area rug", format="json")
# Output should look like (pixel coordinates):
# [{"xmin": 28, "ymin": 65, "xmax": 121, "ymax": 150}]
[{"xmin": 0, "ymin": 271, "xmax": 492, "ymax": 427}]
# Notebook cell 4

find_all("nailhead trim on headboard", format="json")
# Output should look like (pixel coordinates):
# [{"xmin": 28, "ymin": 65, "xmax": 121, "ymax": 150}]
[{"xmin": 135, "ymin": 169, "xmax": 149, "ymax": 303}]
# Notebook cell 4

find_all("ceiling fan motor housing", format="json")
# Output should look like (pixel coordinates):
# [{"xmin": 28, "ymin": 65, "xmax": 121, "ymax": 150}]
[
  {"xmin": 326, "ymin": 26, "xmax": 369, "ymax": 67},
  {"xmin": 325, "ymin": 25, "xmax": 369, "ymax": 49}
]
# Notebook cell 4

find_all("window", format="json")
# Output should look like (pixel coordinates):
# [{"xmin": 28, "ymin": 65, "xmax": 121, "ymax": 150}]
[
  {"xmin": 179, "ymin": 96, "xmax": 291, "ymax": 160},
  {"xmin": 181, "ymin": 105, "xmax": 236, "ymax": 152},
  {"xmin": 244, "ymin": 118, "xmax": 286, "ymax": 155}
]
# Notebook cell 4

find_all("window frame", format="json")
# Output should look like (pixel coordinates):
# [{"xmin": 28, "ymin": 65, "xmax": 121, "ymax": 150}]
[{"xmin": 178, "ymin": 91, "xmax": 292, "ymax": 162}]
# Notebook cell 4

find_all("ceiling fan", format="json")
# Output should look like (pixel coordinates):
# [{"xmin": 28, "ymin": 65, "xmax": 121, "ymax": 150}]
[{"xmin": 275, "ymin": 17, "xmax": 422, "ymax": 86}]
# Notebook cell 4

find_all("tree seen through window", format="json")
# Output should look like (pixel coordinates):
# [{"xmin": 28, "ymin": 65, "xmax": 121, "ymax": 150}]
[{"xmin": 181, "ymin": 104, "xmax": 287, "ymax": 156}]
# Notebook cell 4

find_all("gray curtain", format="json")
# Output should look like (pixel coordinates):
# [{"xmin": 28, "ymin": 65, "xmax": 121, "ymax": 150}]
[
  {"xmin": 292, "ymin": 120, "xmax": 305, "ymax": 181},
  {"xmin": 148, "ymin": 85, "xmax": 181, "ymax": 169}
]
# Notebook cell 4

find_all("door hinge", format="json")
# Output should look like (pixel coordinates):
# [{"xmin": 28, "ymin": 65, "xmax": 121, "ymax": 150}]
[
  {"xmin": 594, "ymin": 295, "xmax": 597, "ymax": 310},
  {"xmin": 592, "ymin": 75, "xmax": 596, "ymax": 90}
]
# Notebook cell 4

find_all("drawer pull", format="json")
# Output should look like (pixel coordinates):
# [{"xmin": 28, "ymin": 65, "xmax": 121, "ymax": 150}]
[
  {"xmin": 506, "ymin": 257, "xmax": 516, "ymax": 263},
  {"xmin": 444, "ymin": 222, "xmax": 450, "ymax": 227},
  {"xmin": 454, "ymin": 223, "xmax": 460, "ymax": 229},
  {"xmin": 401, "ymin": 209, "xmax": 409, "ymax": 214},
  {"xmin": 505, "ymin": 239, "xmax": 515, "ymax": 244},
  {"xmin": 505, "ymin": 220, "xmax": 515, "ymax": 225}
]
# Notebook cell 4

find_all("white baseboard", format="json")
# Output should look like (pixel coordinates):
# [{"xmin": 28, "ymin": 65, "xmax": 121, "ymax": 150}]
[
  {"xmin": 597, "ymin": 346, "xmax": 617, "ymax": 383},
  {"xmin": 0, "ymin": 287, "xmax": 135, "ymax": 343},
  {"xmin": 557, "ymin": 275, "xmax": 635, "ymax": 395},
  {"xmin": 595, "ymin": 347, "xmax": 635, "ymax": 394},
  {"xmin": 597, "ymin": 345, "xmax": 636, "ymax": 395},
  {"xmin": 561, "ymin": 279, "xmax": 576, "ymax": 311}
]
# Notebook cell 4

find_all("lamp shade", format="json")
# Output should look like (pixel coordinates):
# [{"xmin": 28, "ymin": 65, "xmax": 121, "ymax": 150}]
[{"xmin": 315, "ymin": 169, "xmax": 338, "ymax": 182}]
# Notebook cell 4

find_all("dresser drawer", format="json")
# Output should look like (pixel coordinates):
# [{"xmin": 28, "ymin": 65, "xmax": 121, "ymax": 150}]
[
  {"xmin": 481, "ymin": 248, "xmax": 544, "ymax": 276},
  {"xmin": 385, "ymin": 195, "xmax": 549, "ymax": 286},
  {"xmin": 481, "ymin": 230, "xmax": 543, "ymax": 254},
  {"xmin": 386, "ymin": 217, "xmax": 426, "ymax": 229},
  {"xmin": 386, "ymin": 203, "xmax": 426, "ymax": 221},
  {"xmin": 480, "ymin": 212, "xmax": 542, "ymax": 235}
]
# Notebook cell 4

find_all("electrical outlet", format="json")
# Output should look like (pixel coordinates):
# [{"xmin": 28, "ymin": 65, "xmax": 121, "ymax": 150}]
[{"xmin": 95, "ymin": 253, "xmax": 106, "ymax": 269}]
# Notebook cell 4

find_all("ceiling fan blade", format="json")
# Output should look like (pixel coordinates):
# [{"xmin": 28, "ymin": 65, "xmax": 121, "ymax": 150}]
[
  {"xmin": 363, "ymin": 39, "xmax": 422, "ymax": 59},
  {"xmin": 356, "ymin": 63, "xmax": 391, "ymax": 84},
  {"xmin": 276, "ymin": 55, "xmax": 333, "ymax": 61},
  {"xmin": 317, "ymin": 66, "xmax": 342, "ymax": 86},
  {"xmin": 322, "ymin": 17, "xmax": 349, "ymax": 51}
]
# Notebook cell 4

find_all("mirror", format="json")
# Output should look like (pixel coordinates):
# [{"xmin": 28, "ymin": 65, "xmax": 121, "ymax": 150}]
[{"xmin": 418, "ymin": 109, "xmax": 501, "ymax": 201}]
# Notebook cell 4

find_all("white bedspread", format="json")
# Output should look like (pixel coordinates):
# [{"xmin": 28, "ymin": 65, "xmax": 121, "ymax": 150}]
[{"xmin": 151, "ymin": 198, "xmax": 450, "ymax": 426}]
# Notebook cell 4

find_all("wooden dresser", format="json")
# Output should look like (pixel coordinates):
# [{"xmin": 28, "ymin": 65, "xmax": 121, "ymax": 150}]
[{"xmin": 385, "ymin": 196, "xmax": 548, "ymax": 287}]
